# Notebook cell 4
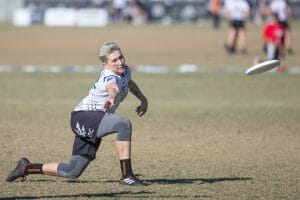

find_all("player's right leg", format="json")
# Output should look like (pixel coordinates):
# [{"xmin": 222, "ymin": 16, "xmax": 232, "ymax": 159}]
[
  {"xmin": 225, "ymin": 28, "xmax": 237, "ymax": 53},
  {"xmin": 56, "ymin": 155, "xmax": 90, "ymax": 179},
  {"xmin": 5, "ymin": 158, "xmax": 31, "ymax": 182},
  {"xmin": 6, "ymin": 155, "xmax": 90, "ymax": 182}
]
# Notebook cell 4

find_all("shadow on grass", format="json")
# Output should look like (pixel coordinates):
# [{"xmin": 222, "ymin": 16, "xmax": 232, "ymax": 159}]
[
  {"xmin": 24, "ymin": 176, "xmax": 252, "ymax": 185},
  {"xmin": 2, "ymin": 177, "xmax": 251, "ymax": 199},
  {"xmin": 147, "ymin": 177, "xmax": 253, "ymax": 185},
  {"xmin": 0, "ymin": 191, "xmax": 153, "ymax": 199},
  {"xmin": 102, "ymin": 177, "xmax": 253, "ymax": 185},
  {"xmin": 25, "ymin": 176, "xmax": 252, "ymax": 185},
  {"xmin": 0, "ymin": 191, "xmax": 212, "ymax": 199}
]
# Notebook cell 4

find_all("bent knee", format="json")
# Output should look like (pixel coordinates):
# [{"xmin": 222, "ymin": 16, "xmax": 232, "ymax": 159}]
[
  {"xmin": 64, "ymin": 170, "xmax": 83, "ymax": 179},
  {"xmin": 57, "ymin": 156, "xmax": 90, "ymax": 179},
  {"xmin": 114, "ymin": 117, "xmax": 132, "ymax": 141},
  {"xmin": 57, "ymin": 167, "xmax": 84, "ymax": 179}
]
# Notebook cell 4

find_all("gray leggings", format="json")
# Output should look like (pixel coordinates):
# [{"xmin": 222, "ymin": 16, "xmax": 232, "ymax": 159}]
[
  {"xmin": 57, "ymin": 113, "xmax": 132, "ymax": 179},
  {"xmin": 97, "ymin": 113, "xmax": 132, "ymax": 141},
  {"xmin": 57, "ymin": 155, "xmax": 90, "ymax": 179}
]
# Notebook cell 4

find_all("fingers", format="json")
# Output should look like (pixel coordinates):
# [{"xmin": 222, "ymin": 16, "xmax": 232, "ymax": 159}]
[
  {"xmin": 103, "ymin": 101, "xmax": 110, "ymax": 112},
  {"xmin": 135, "ymin": 105, "xmax": 147, "ymax": 117},
  {"xmin": 138, "ymin": 111, "xmax": 146, "ymax": 117},
  {"xmin": 103, "ymin": 101, "xmax": 113, "ymax": 113}
]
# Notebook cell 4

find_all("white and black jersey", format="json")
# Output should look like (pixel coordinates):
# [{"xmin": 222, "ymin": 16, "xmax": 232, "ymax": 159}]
[{"xmin": 74, "ymin": 65, "xmax": 131, "ymax": 113}]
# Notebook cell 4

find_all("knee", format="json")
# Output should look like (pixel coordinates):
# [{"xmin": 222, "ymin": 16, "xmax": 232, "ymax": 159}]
[
  {"xmin": 57, "ymin": 165, "xmax": 84, "ymax": 179},
  {"xmin": 114, "ymin": 117, "xmax": 132, "ymax": 141},
  {"xmin": 57, "ymin": 156, "xmax": 90, "ymax": 179},
  {"xmin": 65, "ymin": 170, "xmax": 83, "ymax": 179}
]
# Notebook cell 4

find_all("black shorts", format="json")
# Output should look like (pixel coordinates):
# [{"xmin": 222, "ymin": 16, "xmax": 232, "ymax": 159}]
[
  {"xmin": 70, "ymin": 111, "xmax": 105, "ymax": 161},
  {"xmin": 230, "ymin": 20, "xmax": 245, "ymax": 29}
]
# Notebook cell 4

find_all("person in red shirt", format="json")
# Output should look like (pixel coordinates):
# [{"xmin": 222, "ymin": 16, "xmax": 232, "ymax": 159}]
[{"xmin": 262, "ymin": 12, "xmax": 285, "ymax": 60}]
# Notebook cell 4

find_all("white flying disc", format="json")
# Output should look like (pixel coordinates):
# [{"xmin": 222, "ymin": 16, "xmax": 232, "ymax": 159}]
[{"xmin": 246, "ymin": 60, "xmax": 280, "ymax": 75}]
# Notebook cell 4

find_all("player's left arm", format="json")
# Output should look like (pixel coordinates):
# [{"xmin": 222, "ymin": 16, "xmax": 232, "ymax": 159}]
[{"xmin": 128, "ymin": 79, "xmax": 148, "ymax": 117}]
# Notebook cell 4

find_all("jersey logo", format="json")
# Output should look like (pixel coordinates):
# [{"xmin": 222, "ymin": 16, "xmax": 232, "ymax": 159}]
[{"xmin": 74, "ymin": 122, "xmax": 95, "ymax": 138}]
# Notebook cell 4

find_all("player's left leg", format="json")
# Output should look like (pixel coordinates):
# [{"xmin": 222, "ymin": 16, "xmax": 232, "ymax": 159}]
[
  {"xmin": 97, "ymin": 113, "xmax": 148, "ymax": 186},
  {"xmin": 237, "ymin": 26, "xmax": 247, "ymax": 54},
  {"xmin": 225, "ymin": 28, "xmax": 237, "ymax": 53}
]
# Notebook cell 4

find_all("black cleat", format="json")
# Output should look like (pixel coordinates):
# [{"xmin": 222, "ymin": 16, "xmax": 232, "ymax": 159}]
[
  {"xmin": 224, "ymin": 44, "xmax": 235, "ymax": 54},
  {"xmin": 120, "ymin": 174, "xmax": 149, "ymax": 186},
  {"xmin": 6, "ymin": 158, "xmax": 30, "ymax": 182}
]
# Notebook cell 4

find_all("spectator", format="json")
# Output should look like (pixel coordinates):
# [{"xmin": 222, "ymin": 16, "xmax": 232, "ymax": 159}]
[
  {"xmin": 253, "ymin": 0, "xmax": 269, "ymax": 25},
  {"xmin": 163, "ymin": 0, "xmax": 175, "ymax": 17},
  {"xmin": 92, "ymin": 0, "xmax": 105, "ymax": 8},
  {"xmin": 125, "ymin": 0, "xmax": 148, "ymax": 25},
  {"xmin": 207, "ymin": 0, "xmax": 222, "ymax": 29},
  {"xmin": 111, "ymin": 0, "xmax": 127, "ymax": 23}
]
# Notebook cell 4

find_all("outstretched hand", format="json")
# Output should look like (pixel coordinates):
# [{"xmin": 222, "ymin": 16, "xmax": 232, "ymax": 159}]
[{"xmin": 135, "ymin": 100, "xmax": 148, "ymax": 117}]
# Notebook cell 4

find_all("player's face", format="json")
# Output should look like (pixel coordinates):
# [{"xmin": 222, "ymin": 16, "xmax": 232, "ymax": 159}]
[{"xmin": 104, "ymin": 50, "xmax": 126, "ymax": 75}]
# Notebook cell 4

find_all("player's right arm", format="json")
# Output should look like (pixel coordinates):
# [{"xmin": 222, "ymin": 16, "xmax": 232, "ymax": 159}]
[{"xmin": 103, "ymin": 82, "xmax": 119, "ymax": 112}]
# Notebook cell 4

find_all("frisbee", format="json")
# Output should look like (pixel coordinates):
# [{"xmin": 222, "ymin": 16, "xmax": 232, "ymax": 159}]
[{"xmin": 246, "ymin": 60, "xmax": 280, "ymax": 75}]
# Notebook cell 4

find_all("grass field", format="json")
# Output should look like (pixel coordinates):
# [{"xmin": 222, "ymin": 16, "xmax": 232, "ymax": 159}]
[
  {"xmin": 0, "ymin": 22, "xmax": 299, "ymax": 68},
  {"xmin": 0, "ymin": 22, "xmax": 300, "ymax": 199}
]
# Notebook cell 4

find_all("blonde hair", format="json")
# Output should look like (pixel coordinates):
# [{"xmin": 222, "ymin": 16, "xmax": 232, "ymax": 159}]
[{"xmin": 98, "ymin": 42, "xmax": 122, "ymax": 63}]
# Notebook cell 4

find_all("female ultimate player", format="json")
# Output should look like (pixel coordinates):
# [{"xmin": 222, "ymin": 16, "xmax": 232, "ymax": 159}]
[
  {"xmin": 223, "ymin": 0, "xmax": 250, "ymax": 54},
  {"xmin": 6, "ymin": 42, "xmax": 149, "ymax": 186}
]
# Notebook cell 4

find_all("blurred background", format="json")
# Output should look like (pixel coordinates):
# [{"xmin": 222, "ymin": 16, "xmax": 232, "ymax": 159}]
[
  {"xmin": 1, "ymin": 0, "xmax": 300, "ymax": 27},
  {"xmin": 0, "ymin": 0, "xmax": 299, "ymax": 73}
]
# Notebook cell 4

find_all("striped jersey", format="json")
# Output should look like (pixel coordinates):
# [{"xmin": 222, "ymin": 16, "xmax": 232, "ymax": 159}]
[{"xmin": 74, "ymin": 65, "xmax": 131, "ymax": 113}]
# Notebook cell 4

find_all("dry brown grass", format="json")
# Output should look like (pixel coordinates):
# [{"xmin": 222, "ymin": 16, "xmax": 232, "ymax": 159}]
[{"xmin": 0, "ymin": 22, "xmax": 299, "ymax": 68}]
